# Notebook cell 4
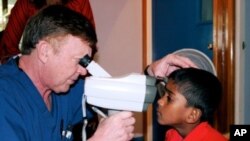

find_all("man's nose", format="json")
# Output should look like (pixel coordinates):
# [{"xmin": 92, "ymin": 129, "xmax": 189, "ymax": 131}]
[{"xmin": 77, "ymin": 65, "xmax": 88, "ymax": 76}]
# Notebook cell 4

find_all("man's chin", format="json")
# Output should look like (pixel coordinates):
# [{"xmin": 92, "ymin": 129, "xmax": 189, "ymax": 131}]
[{"xmin": 54, "ymin": 85, "xmax": 70, "ymax": 94}]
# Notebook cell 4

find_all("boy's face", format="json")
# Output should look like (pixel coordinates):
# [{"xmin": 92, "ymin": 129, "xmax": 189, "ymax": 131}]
[{"xmin": 157, "ymin": 79, "xmax": 191, "ymax": 126}]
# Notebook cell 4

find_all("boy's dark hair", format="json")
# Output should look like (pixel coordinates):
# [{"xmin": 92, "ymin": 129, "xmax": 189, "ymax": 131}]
[
  {"xmin": 21, "ymin": 4, "xmax": 97, "ymax": 55},
  {"xmin": 168, "ymin": 68, "xmax": 222, "ymax": 124}
]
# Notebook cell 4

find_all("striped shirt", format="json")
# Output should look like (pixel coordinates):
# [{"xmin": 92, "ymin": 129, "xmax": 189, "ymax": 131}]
[{"xmin": 0, "ymin": 0, "xmax": 94, "ymax": 62}]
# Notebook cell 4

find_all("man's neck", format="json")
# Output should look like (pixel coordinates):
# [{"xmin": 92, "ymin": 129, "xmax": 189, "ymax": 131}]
[{"xmin": 19, "ymin": 55, "xmax": 52, "ymax": 111}]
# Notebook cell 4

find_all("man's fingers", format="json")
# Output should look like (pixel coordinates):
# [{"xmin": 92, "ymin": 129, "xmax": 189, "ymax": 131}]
[{"xmin": 167, "ymin": 54, "xmax": 197, "ymax": 68}]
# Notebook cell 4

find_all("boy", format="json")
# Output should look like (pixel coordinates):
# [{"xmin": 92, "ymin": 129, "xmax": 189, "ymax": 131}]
[{"xmin": 157, "ymin": 68, "xmax": 228, "ymax": 141}]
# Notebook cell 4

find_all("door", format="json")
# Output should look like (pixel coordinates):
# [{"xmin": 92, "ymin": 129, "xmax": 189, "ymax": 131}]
[{"xmin": 152, "ymin": 0, "xmax": 213, "ymax": 60}]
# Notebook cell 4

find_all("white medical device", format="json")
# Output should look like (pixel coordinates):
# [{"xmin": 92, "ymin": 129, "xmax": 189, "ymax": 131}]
[
  {"xmin": 79, "ymin": 54, "xmax": 111, "ymax": 77},
  {"xmin": 79, "ymin": 55, "xmax": 157, "ymax": 141},
  {"xmin": 79, "ymin": 54, "xmax": 157, "ymax": 112},
  {"xmin": 84, "ymin": 73, "xmax": 157, "ymax": 112}
]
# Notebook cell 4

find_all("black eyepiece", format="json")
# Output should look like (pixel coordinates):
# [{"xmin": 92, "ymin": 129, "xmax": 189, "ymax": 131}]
[{"xmin": 79, "ymin": 54, "xmax": 92, "ymax": 67}]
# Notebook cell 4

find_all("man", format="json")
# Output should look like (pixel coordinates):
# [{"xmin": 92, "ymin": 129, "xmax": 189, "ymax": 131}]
[{"xmin": 0, "ymin": 5, "xmax": 134, "ymax": 141}]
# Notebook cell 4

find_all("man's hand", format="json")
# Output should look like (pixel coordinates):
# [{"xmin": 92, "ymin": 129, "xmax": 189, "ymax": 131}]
[
  {"xmin": 147, "ymin": 54, "xmax": 197, "ymax": 78},
  {"xmin": 88, "ymin": 111, "xmax": 135, "ymax": 141}
]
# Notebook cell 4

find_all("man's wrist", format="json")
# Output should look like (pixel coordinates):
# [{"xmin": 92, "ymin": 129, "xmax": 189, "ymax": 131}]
[{"xmin": 144, "ymin": 65, "xmax": 154, "ymax": 76}]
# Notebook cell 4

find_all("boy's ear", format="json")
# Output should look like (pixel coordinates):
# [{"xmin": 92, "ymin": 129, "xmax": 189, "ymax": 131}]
[{"xmin": 186, "ymin": 107, "xmax": 202, "ymax": 124}]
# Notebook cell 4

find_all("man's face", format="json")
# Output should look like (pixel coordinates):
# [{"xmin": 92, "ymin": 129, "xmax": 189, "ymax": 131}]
[
  {"xmin": 42, "ymin": 35, "xmax": 92, "ymax": 93},
  {"xmin": 157, "ymin": 80, "xmax": 190, "ymax": 126}
]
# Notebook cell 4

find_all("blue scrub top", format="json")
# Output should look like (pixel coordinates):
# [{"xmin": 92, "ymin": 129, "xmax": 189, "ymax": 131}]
[{"xmin": 0, "ymin": 57, "xmax": 91, "ymax": 141}]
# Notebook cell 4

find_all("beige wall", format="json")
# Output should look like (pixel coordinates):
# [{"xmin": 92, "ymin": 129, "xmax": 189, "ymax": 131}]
[
  {"xmin": 90, "ymin": 0, "xmax": 144, "ymax": 135},
  {"xmin": 90, "ymin": 1, "xmax": 142, "ymax": 76}
]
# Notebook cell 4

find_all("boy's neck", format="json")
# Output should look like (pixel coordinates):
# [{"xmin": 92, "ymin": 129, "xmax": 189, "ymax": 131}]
[{"xmin": 175, "ymin": 122, "xmax": 200, "ymax": 138}]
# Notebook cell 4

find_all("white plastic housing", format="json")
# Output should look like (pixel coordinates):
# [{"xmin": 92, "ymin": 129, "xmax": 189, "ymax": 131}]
[
  {"xmin": 86, "ymin": 61, "xmax": 111, "ymax": 77},
  {"xmin": 84, "ymin": 73, "xmax": 157, "ymax": 112}
]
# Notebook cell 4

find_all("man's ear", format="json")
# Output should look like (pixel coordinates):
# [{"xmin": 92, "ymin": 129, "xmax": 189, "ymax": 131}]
[
  {"xmin": 36, "ymin": 41, "xmax": 50, "ymax": 63},
  {"xmin": 186, "ymin": 107, "xmax": 202, "ymax": 124}
]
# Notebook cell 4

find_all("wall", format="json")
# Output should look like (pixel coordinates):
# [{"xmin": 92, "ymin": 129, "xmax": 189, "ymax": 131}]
[
  {"xmin": 244, "ymin": 0, "xmax": 250, "ymax": 124},
  {"xmin": 235, "ymin": 0, "xmax": 250, "ymax": 125},
  {"xmin": 90, "ymin": 0, "xmax": 144, "ymax": 135},
  {"xmin": 90, "ymin": 1, "xmax": 142, "ymax": 76},
  {"xmin": 235, "ymin": 0, "xmax": 245, "ymax": 124}
]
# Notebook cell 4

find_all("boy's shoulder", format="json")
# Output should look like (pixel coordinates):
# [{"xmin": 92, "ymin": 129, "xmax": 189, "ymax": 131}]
[
  {"xmin": 165, "ymin": 122, "xmax": 228, "ymax": 141},
  {"xmin": 186, "ymin": 122, "xmax": 228, "ymax": 141}
]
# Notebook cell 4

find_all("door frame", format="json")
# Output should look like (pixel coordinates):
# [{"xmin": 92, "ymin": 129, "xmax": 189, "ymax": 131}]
[{"xmin": 213, "ymin": 0, "xmax": 235, "ymax": 133}]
